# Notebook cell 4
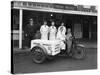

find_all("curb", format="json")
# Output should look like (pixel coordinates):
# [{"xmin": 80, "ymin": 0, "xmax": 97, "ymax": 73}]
[{"xmin": 13, "ymin": 48, "xmax": 31, "ymax": 54}]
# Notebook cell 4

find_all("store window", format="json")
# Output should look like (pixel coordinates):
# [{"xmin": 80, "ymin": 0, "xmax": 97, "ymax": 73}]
[
  {"xmin": 11, "ymin": 9, "xmax": 19, "ymax": 47},
  {"xmin": 11, "ymin": 9, "xmax": 19, "ymax": 30}
]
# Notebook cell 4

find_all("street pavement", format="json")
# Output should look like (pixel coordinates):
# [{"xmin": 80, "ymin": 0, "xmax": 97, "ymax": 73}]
[{"xmin": 13, "ymin": 48, "xmax": 97, "ymax": 74}]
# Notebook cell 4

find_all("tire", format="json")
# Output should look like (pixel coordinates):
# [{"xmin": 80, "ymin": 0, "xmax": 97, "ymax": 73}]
[
  {"xmin": 31, "ymin": 46, "xmax": 46, "ymax": 64},
  {"xmin": 72, "ymin": 46, "xmax": 85, "ymax": 60},
  {"xmin": 47, "ymin": 55, "xmax": 54, "ymax": 60}
]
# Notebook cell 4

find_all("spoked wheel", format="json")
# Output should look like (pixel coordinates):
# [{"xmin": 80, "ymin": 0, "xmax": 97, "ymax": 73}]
[
  {"xmin": 72, "ymin": 46, "xmax": 85, "ymax": 60},
  {"xmin": 31, "ymin": 46, "xmax": 46, "ymax": 64}
]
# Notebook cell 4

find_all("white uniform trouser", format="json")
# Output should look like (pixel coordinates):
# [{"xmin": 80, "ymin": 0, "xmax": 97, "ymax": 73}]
[
  {"xmin": 60, "ymin": 40, "xmax": 65, "ymax": 50},
  {"xmin": 49, "ymin": 31, "xmax": 56, "ymax": 40},
  {"xmin": 41, "ymin": 34, "xmax": 48, "ymax": 40},
  {"xmin": 40, "ymin": 25, "xmax": 49, "ymax": 40},
  {"xmin": 56, "ymin": 31, "xmax": 66, "ymax": 50},
  {"xmin": 49, "ymin": 26, "xmax": 56, "ymax": 40},
  {"xmin": 49, "ymin": 34, "xmax": 56, "ymax": 40}
]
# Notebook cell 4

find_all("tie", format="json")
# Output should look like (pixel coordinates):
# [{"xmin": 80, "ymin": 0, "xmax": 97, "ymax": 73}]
[{"xmin": 53, "ymin": 26, "xmax": 54, "ymax": 29}]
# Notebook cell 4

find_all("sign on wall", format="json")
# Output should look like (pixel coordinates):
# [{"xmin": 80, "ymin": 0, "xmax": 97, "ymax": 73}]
[
  {"xmin": 74, "ymin": 23, "xmax": 82, "ymax": 38},
  {"xmin": 11, "ymin": 30, "xmax": 24, "ymax": 40},
  {"xmin": 12, "ymin": 1, "xmax": 97, "ymax": 13}
]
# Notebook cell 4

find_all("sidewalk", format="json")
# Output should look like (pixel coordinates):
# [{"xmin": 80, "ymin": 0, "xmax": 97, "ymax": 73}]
[{"xmin": 13, "ymin": 48, "xmax": 31, "ymax": 54}]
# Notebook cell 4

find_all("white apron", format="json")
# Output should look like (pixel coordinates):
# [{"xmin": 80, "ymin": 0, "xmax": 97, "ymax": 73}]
[
  {"xmin": 56, "ymin": 26, "xmax": 66, "ymax": 40},
  {"xmin": 40, "ymin": 25, "xmax": 49, "ymax": 40},
  {"xmin": 49, "ymin": 26, "xmax": 57, "ymax": 40},
  {"xmin": 56, "ymin": 26, "xmax": 66, "ymax": 50}
]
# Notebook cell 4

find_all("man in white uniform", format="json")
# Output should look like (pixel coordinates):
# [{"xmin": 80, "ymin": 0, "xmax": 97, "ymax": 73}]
[
  {"xmin": 66, "ymin": 28, "xmax": 72, "ymax": 53},
  {"xmin": 56, "ymin": 22, "xmax": 66, "ymax": 50},
  {"xmin": 40, "ymin": 21, "xmax": 49, "ymax": 40},
  {"xmin": 49, "ymin": 21, "xmax": 57, "ymax": 40}
]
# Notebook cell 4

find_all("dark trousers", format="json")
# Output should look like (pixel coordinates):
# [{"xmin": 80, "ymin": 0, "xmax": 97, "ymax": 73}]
[{"xmin": 24, "ymin": 35, "xmax": 34, "ymax": 48}]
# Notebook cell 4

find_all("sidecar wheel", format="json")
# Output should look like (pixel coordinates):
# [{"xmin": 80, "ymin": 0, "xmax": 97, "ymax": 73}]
[
  {"xmin": 47, "ymin": 55, "xmax": 54, "ymax": 60},
  {"xmin": 31, "ymin": 46, "xmax": 46, "ymax": 64}
]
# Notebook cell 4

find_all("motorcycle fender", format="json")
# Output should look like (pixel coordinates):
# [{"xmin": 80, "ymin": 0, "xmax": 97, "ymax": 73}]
[
  {"xmin": 76, "ymin": 44, "xmax": 85, "ymax": 48},
  {"xmin": 31, "ymin": 44, "xmax": 48, "ymax": 55}
]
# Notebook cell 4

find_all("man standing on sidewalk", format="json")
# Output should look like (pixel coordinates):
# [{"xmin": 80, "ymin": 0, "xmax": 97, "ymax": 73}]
[
  {"xmin": 66, "ymin": 28, "xmax": 72, "ymax": 53},
  {"xmin": 24, "ymin": 18, "xmax": 36, "ymax": 48}
]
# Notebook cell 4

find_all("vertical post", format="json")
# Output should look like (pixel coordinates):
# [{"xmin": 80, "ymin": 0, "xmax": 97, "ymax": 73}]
[
  {"xmin": 19, "ymin": 9, "xmax": 23, "ymax": 49},
  {"xmin": 89, "ymin": 23, "xmax": 91, "ymax": 39}
]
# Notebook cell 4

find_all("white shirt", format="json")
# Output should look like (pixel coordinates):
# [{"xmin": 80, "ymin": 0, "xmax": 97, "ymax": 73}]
[
  {"xmin": 40, "ymin": 25, "xmax": 49, "ymax": 40},
  {"xmin": 57, "ymin": 26, "xmax": 66, "ymax": 40},
  {"xmin": 49, "ymin": 26, "xmax": 57, "ymax": 40}
]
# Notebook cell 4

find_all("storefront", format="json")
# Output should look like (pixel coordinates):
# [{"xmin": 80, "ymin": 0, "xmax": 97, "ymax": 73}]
[{"xmin": 11, "ymin": 1, "xmax": 97, "ymax": 49}]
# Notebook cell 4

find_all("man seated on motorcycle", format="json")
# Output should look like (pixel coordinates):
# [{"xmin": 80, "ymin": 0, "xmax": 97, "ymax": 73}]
[{"xmin": 66, "ymin": 28, "xmax": 73, "ymax": 53}]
